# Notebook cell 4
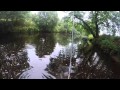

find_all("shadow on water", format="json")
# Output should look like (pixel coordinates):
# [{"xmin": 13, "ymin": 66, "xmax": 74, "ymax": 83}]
[
  {"xmin": 34, "ymin": 33, "xmax": 56, "ymax": 58},
  {"xmin": 43, "ymin": 34, "xmax": 120, "ymax": 79},
  {"xmin": 71, "ymin": 45, "xmax": 120, "ymax": 79},
  {"xmin": 0, "ymin": 33, "xmax": 30, "ymax": 79},
  {"xmin": 44, "ymin": 34, "xmax": 80, "ymax": 79},
  {"xmin": 0, "ymin": 33, "xmax": 120, "ymax": 79}
]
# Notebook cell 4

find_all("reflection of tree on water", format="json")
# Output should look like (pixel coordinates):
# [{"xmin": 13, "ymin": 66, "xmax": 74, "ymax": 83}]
[
  {"xmin": 24, "ymin": 33, "xmax": 39, "ymax": 44},
  {"xmin": 0, "ymin": 34, "xmax": 30, "ymax": 79},
  {"xmin": 34, "ymin": 33, "xmax": 56, "ymax": 58},
  {"xmin": 44, "ymin": 33, "xmax": 80, "ymax": 79},
  {"xmin": 72, "ymin": 45, "xmax": 119, "ymax": 79},
  {"xmin": 54, "ymin": 33, "xmax": 71, "ymax": 46},
  {"xmin": 45, "ymin": 44, "xmax": 77, "ymax": 79},
  {"xmin": 45, "ymin": 40, "xmax": 120, "ymax": 79},
  {"xmin": 54, "ymin": 33, "xmax": 81, "ymax": 46}
]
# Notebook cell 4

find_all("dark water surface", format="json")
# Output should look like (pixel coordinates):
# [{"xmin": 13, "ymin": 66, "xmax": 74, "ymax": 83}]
[{"xmin": 0, "ymin": 33, "xmax": 120, "ymax": 79}]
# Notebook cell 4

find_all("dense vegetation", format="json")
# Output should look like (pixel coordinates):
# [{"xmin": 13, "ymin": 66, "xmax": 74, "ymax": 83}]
[
  {"xmin": 0, "ymin": 11, "xmax": 120, "ymax": 35},
  {"xmin": 0, "ymin": 11, "xmax": 120, "ymax": 59},
  {"xmin": 1, "ymin": 11, "xmax": 120, "ymax": 79},
  {"xmin": 66, "ymin": 11, "xmax": 120, "ymax": 59},
  {"xmin": 96, "ymin": 35, "xmax": 120, "ymax": 56},
  {"xmin": 0, "ymin": 11, "xmax": 58, "ymax": 33}
]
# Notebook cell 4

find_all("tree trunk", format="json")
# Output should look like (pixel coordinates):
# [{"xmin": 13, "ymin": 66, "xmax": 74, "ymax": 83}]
[{"xmin": 94, "ymin": 11, "xmax": 99, "ymax": 38}]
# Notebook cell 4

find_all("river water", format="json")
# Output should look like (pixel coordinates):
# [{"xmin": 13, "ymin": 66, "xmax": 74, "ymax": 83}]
[{"xmin": 0, "ymin": 33, "xmax": 120, "ymax": 79}]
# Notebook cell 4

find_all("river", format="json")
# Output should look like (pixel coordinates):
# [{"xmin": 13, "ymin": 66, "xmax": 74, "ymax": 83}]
[{"xmin": 0, "ymin": 33, "xmax": 120, "ymax": 79}]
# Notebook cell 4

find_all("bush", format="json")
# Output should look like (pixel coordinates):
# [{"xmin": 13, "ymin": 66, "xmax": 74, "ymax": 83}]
[{"xmin": 98, "ymin": 35, "xmax": 120, "ymax": 56}]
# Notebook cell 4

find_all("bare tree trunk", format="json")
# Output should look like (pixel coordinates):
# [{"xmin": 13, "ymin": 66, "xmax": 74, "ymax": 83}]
[{"xmin": 94, "ymin": 11, "xmax": 99, "ymax": 38}]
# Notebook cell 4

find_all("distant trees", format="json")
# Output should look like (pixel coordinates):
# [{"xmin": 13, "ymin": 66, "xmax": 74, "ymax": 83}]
[
  {"xmin": 34, "ymin": 11, "xmax": 58, "ymax": 32},
  {"xmin": 0, "ymin": 11, "xmax": 120, "ymax": 36},
  {"xmin": 0, "ymin": 11, "xmax": 59, "ymax": 33},
  {"xmin": 0, "ymin": 11, "xmax": 32, "ymax": 33}
]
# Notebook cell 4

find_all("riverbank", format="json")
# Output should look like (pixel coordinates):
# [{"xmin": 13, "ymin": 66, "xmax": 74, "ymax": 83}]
[{"xmin": 93, "ymin": 35, "xmax": 120, "ymax": 62}]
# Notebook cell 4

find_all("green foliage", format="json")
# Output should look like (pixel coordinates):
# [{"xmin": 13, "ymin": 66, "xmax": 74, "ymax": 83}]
[
  {"xmin": 98, "ymin": 35, "xmax": 120, "ymax": 55},
  {"xmin": 0, "ymin": 11, "xmax": 38, "ymax": 33},
  {"xmin": 65, "ymin": 11, "xmax": 120, "ymax": 38},
  {"xmin": 37, "ymin": 11, "xmax": 58, "ymax": 32},
  {"xmin": 0, "ymin": 11, "xmax": 120, "ymax": 36},
  {"xmin": 55, "ymin": 19, "xmax": 72, "ymax": 33},
  {"xmin": 54, "ymin": 33, "xmax": 71, "ymax": 45},
  {"xmin": 88, "ymin": 34, "xmax": 94, "ymax": 40},
  {"xmin": 55, "ymin": 15, "xmax": 85, "ymax": 34}
]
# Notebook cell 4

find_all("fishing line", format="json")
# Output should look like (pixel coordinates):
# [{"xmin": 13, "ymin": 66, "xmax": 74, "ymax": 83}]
[{"xmin": 68, "ymin": 12, "xmax": 74, "ymax": 79}]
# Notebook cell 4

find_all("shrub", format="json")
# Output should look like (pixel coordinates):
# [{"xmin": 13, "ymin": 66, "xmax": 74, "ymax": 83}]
[{"xmin": 98, "ymin": 35, "xmax": 120, "ymax": 56}]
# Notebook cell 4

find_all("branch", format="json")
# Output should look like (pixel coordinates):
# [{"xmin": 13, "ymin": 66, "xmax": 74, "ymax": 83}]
[{"xmin": 74, "ymin": 15, "xmax": 96, "ymax": 38}]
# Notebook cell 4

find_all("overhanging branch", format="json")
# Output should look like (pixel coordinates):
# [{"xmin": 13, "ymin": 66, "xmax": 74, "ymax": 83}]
[{"xmin": 74, "ymin": 15, "xmax": 96, "ymax": 38}]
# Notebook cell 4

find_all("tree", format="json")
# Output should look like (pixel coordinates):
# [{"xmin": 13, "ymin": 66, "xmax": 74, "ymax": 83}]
[
  {"xmin": 65, "ymin": 11, "xmax": 120, "ymax": 38},
  {"xmin": 37, "ymin": 11, "xmax": 58, "ymax": 32},
  {"xmin": 0, "ymin": 11, "xmax": 32, "ymax": 33}
]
